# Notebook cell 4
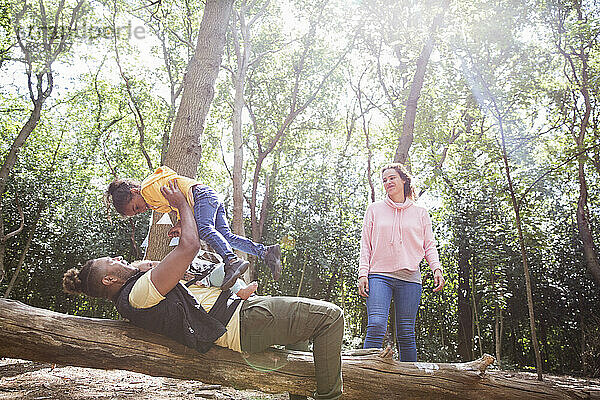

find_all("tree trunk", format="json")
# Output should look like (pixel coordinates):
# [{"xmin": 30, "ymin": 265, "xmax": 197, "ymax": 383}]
[
  {"xmin": 495, "ymin": 305, "xmax": 503, "ymax": 367},
  {"xmin": 457, "ymin": 240, "xmax": 474, "ymax": 361},
  {"xmin": 231, "ymin": 18, "xmax": 250, "ymax": 241},
  {"xmin": 393, "ymin": 12, "xmax": 443, "ymax": 164},
  {"xmin": 163, "ymin": 0, "xmax": 234, "ymax": 175},
  {"xmin": 574, "ymin": 2, "xmax": 600, "ymax": 287},
  {"xmin": 230, "ymin": 1, "xmax": 268, "ymax": 241},
  {"xmin": 472, "ymin": 269, "xmax": 483, "ymax": 358},
  {"xmin": 0, "ymin": 102, "xmax": 42, "ymax": 197},
  {"xmin": 232, "ymin": 71, "xmax": 246, "ymax": 239},
  {"xmin": 576, "ymin": 164, "xmax": 600, "ymax": 285},
  {"xmin": 146, "ymin": 0, "xmax": 234, "ymax": 261},
  {"xmin": 0, "ymin": 101, "xmax": 42, "ymax": 283},
  {"xmin": 3, "ymin": 205, "xmax": 43, "ymax": 298},
  {"xmin": 581, "ymin": 314, "xmax": 587, "ymax": 376},
  {"xmin": 498, "ymin": 118, "xmax": 543, "ymax": 381},
  {"xmin": 554, "ymin": 1, "xmax": 600, "ymax": 287},
  {"xmin": 2, "ymin": 299, "xmax": 594, "ymax": 400},
  {"xmin": 364, "ymin": 115, "xmax": 376, "ymax": 203}
]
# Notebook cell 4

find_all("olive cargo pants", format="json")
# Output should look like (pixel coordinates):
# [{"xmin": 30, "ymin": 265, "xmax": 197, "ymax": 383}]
[{"xmin": 239, "ymin": 296, "xmax": 344, "ymax": 400}]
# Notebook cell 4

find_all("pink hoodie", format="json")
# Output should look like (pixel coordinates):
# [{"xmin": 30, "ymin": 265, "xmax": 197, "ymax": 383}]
[{"xmin": 358, "ymin": 197, "xmax": 442, "ymax": 279}]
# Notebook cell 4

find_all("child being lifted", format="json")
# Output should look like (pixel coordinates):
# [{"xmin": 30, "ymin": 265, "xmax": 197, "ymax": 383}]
[{"xmin": 105, "ymin": 166, "xmax": 282, "ymax": 291}]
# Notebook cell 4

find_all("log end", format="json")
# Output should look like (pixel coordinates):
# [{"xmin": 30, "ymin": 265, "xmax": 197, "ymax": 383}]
[{"xmin": 463, "ymin": 354, "xmax": 495, "ymax": 375}]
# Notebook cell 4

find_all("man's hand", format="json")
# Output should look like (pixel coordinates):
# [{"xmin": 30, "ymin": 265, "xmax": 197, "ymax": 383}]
[
  {"xmin": 168, "ymin": 221, "xmax": 182, "ymax": 238},
  {"xmin": 150, "ymin": 178, "xmax": 200, "ymax": 296},
  {"xmin": 160, "ymin": 180, "xmax": 186, "ymax": 209}
]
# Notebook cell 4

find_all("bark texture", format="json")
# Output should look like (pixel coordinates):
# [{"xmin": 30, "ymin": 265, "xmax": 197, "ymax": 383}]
[
  {"xmin": 146, "ymin": 0, "xmax": 234, "ymax": 261},
  {"xmin": 393, "ymin": 12, "xmax": 443, "ymax": 164},
  {"xmin": 163, "ymin": 0, "xmax": 234, "ymax": 175},
  {"xmin": 574, "ymin": 50, "xmax": 600, "ymax": 286},
  {"xmin": 1, "ymin": 299, "xmax": 596, "ymax": 399},
  {"xmin": 457, "ymin": 242, "xmax": 474, "ymax": 361},
  {"xmin": 554, "ymin": 1, "xmax": 600, "ymax": 287}
]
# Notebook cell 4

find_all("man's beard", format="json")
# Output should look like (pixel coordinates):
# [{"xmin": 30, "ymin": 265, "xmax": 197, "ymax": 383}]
[
  {"xmin": 129, "ymin": 260, "xmax": 148, "ymax": 269},
  {"xmin": 113, "ymin": 263, "xmax": 139, "ymax": 281}
]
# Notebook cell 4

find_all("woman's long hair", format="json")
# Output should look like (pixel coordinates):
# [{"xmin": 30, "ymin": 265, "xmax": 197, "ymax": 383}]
[{"xmin": 381, "ymin": 163, "xmax": 416, "ymax": 200}]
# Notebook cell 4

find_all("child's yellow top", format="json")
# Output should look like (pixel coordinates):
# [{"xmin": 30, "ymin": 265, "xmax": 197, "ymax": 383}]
[{"xmin": 140, "ymin": 166, "xmax": 200, "ymax": 218}]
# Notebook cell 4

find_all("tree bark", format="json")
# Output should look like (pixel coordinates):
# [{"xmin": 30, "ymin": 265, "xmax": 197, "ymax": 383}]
[
  {"xmin": 163, "ymin": 0, "xmax": 234, "ymax": 175},
  {"xmin": 393, "ymin": 12, "xmax": 443, "ymax": 164},
  {"xmin": 3, "ymin": 205, "xmax": 43, "ymax": 298},
  {"xmin": 574, "ymin": 54, "xmax": 600, "ymax": 286},
  {"xmin": 576, "ymin": 164, "xmax": 600, "ymax": 285},
  {"xmin": 495, "ymin": 306, "xmax": 503, "ymax": 366},
  {"xmin": 1, "ymin": 299, "xmax": 594, "ymax": 400},
  {"xmin": 230, "ymin": 1, "xmax": 267, "ymax": 241},
  {"xmin": 457, "ymin": 240, "xmax": 474, "ymax": 361},
  {"xmin": 498, "ymin": 117, "xmax": 543, "ymax": 381},
  {"xmin": 472, "ymin": 269, "xmax": 483, "ymax": 358},
  {"xmin": 553, "ymin": 0, "xmax": 600, "ymax": 287},
  {"xmin": 146, "ymin": 0, "xmax": 234, "ymax": 261}
]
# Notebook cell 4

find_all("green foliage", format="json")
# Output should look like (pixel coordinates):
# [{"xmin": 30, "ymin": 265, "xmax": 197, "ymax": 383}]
[{"xmin": 1, "ymin": 0, "xmax": 600, "ymax": 379}]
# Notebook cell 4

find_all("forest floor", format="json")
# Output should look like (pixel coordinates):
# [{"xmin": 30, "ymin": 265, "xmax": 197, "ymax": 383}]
[
  {"xmin": 1, "ymin": 357, "xmax": 600, "ymax": 399},
  {"xmin": 0, "ymin": 358, "xmax": 288, "ymax": 400}
]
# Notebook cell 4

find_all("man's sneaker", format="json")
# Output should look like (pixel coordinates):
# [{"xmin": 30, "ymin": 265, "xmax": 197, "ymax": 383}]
[
  {"xmin": 264, "ymin": 244, "xmax": 282, "ymax": 280},
  {"xmin": 221, "ymin": 257, "xmax": 250, "ymax": 291}
]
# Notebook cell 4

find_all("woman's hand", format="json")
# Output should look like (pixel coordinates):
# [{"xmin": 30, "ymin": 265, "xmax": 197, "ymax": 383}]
[
  {"xmin": 160, "ymin": 180, "xmax": 186, "ymax": 208},
  {"xmin": 357, "ymin": 276, "xmax": 369, "ymax": 297},
  {"xmin": 433, "ymin": 269, "xmax": 445, "ymax": 292}
]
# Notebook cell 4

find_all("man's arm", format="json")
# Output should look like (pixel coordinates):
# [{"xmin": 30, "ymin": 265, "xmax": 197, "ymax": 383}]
[{"xmin": 150, "ymin": 180, "xmax": 200, "ymax": 295}]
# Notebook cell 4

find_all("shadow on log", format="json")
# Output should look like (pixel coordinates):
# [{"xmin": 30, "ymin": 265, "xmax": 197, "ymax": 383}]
[{"xmin": 0, "ymin": 299, "xmax": 596, "ymax": 399}]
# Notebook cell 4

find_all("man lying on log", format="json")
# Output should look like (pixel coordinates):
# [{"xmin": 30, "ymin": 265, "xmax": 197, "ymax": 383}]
[{"xmin": 62, "ymin": 180, "xmax": 343, "ymax": 400}]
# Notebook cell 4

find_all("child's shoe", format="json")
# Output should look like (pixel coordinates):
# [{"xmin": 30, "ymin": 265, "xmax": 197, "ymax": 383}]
[
  {"xmin": 264, "ymin": 244, "xmax": 282, "ymax": 280},
  {"xmin": 221, "ymin": 257, "xmax": 250, "ymax": 291}
]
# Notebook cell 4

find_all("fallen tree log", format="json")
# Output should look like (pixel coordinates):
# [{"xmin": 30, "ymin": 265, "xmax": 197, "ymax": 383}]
[{"xmin": 0, "ymin": 299, "xmax": 596, "ymax": 399}]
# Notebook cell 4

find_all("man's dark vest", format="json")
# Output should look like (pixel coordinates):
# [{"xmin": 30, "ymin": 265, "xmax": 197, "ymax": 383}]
[{"xmin": 113, "ymin": 271, "xmax": 240, "ymax": 353}]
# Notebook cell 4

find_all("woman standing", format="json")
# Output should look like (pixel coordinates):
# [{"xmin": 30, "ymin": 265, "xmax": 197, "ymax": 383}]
[{"xmin": 357, "ymin": 163, "xmax": 445, "ymax": 361}]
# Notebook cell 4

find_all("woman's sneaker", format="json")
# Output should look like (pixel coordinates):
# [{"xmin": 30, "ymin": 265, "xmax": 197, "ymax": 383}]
[{"xmin": 264, "ymin": 244, "xmax": 282, "ymax": 280}]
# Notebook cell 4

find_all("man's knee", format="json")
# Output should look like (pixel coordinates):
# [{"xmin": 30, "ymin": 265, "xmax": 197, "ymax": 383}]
[
  {"xmin": 320, "ymin": 302, "xmax": 343, "ymax": 334},
  {"xmin": 329, "ymin": 303, "xmax": 343, "ymax": 324}
]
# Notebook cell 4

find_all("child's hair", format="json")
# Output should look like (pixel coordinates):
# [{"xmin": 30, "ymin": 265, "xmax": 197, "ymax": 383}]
[
  {"xmin": 105, "ymin": 179, "xmax": 141, "ymax": 216},
  {"xmin": 62, "ymin": 260, "xmax": 109, "ymax": 299},
  {"xmin": 381, "ymin": 162, "xmax": 416, "ymax": 200}
]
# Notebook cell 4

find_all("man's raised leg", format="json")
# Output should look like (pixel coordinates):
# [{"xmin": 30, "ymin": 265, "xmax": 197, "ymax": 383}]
[{"xmin": 239, "ymin": 296, "xmax": 343, "ymax": 400}]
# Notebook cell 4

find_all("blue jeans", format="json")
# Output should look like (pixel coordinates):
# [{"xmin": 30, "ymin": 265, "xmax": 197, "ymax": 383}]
[
  {"xmin": 363, "ymin": 274, "xmax": 422, "ymax": 361},
  {"xmin": 192, "ymin": 185, "xmax": 266, "ymax": 262}
]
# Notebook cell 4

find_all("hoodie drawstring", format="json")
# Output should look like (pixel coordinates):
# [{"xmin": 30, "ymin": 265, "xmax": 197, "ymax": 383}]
[
  {"xmin": 390, "ymin": 208, "xmax": 397, "ymax": 245},
  {"xmin": 386, "ymin": 196, "xmax": 411, "ymax": 246}
]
